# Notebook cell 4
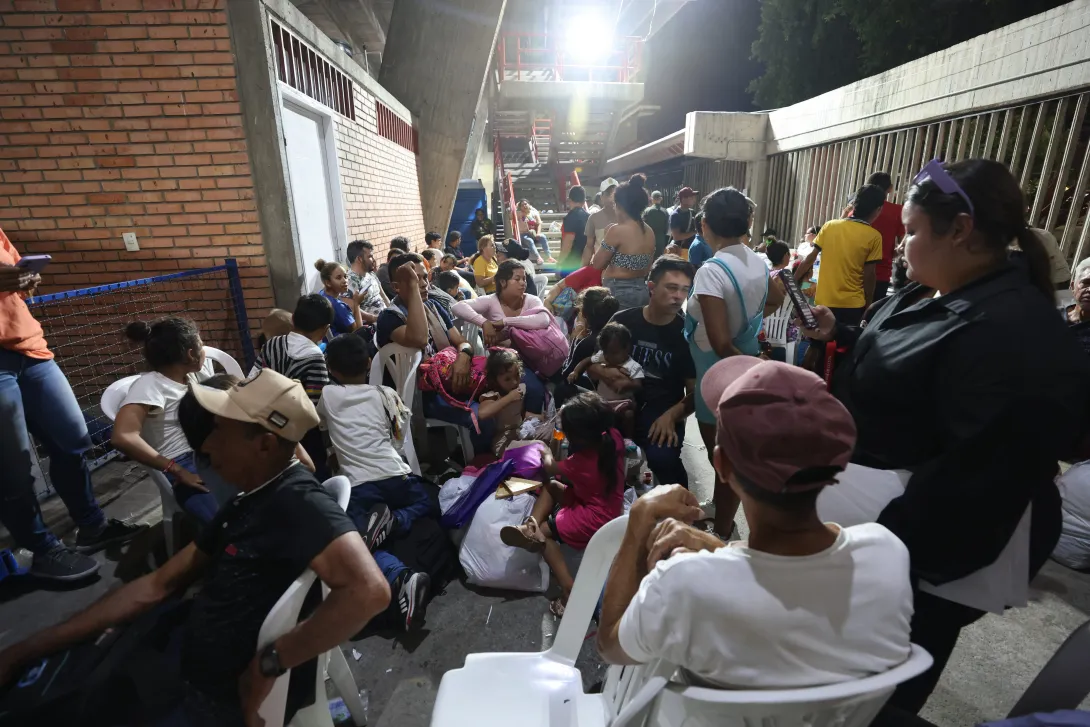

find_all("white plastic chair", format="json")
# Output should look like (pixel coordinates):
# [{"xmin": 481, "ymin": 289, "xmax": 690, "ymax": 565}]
[
  {"xmin": 533, "ymin": 273, "xmax": 549, "ymax": 296},
  {"xmin": 101, "ymin": 375, "xmax": 185, "ymax": 556},
  {"xmin": 370, "ymin": 342, "xmax": 475, "ymax": 471},
  {"xmin": 430, "ymin": 514, "xmax": 933, "ymax": 727},
  {"xmin": 460, "ymin": 320, "xmax": 485, "ymax": 356},
  {"xmin": 763, "ymin": 296, "xmax": 797, "ymax": 366},
  {"xmin": 203, "ymin": 345, "xmax": 245, "ymax": 378},
  {"xmin": 257, "ymin": 475, "xmax": 367, "ymax": 727}
]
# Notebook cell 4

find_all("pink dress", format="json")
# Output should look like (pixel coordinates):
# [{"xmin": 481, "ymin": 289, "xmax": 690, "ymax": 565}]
[{"xmin": 552, "ymin": 428, "xmax": 625, "ymax": 549}]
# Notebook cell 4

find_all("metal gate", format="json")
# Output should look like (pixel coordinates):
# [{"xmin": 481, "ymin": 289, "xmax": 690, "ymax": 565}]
[{"xmin": 764, "ymin": 90, "xmax": 1090, "ymax": 270}]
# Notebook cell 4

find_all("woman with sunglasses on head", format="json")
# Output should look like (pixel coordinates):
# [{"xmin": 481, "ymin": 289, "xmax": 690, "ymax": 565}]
[{"xmin": 803, "ymin": 158, "xmax": 1090, "ymax": 713}]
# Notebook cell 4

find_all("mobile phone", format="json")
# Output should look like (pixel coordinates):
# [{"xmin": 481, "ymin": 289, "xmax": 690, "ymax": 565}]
[
  {"xmin": 16, "ymin": 254, "xmax": 51, "ymax": 274},
  {"xmin": 777, "ymin": 268, "xmax": 818, "ymax": 330}
]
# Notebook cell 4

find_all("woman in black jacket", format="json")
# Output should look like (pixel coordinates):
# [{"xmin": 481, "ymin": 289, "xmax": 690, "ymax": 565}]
[{"xmin": 806, "ymin": 158, "xmax": 1090, "ymax": 712}]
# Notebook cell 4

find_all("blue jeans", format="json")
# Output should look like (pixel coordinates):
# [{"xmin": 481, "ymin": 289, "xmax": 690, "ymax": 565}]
[
  {"xmin": 635, "ymin": 399, "xmax": 688, "ymax": 488},
  {"xmin": 0, "ymin": 349, "xmax": 105, "ymax": 553},
  {"xmin": 346, "ymin": 473, "xmax": 437, "ymax": 585},
  {"xmin": 520, "ymin": 234, "xmax": 549, "ymax": 260},
  {"xmin": 166, "ymin": 452, "xmax": 222, "ymax": 524}
]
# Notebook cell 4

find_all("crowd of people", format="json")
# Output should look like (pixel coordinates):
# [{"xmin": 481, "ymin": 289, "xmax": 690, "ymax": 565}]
[{"xmin": 1, "ymin": 155, "xmax": 1089, "ymax": 725}]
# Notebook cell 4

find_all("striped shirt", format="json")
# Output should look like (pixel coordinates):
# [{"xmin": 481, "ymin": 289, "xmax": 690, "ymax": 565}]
[{"xmin": 255, "ymin": 332, "xmax": 329, "ymax": 404}]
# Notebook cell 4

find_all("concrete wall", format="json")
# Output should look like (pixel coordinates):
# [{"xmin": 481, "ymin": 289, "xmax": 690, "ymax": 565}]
[
  {"xmin": 768, "ymin": 0, "xmax": 1090, "ymax": 153},
  {"xmin": 0, "ymin": 0, "xmax": 273, "ymax": 327},
  {"xmin": 685, "ymin": 111, "xmax": 770, "ymax": 162},
  {"xmin": 379, "ymin": 0, "xmax": 506, "ymax": 235}
]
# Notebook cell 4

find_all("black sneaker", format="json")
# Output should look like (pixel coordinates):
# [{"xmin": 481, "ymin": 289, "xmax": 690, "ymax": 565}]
[
  {"xmin": 31, "ymin": 544, "xmax": 100, "ymax": 582},
  {"xmin": 396, "ymin": 571, "xmax": 430, "ymax": 632},
  {"xmin": 75, "ymin": 518, "xmax": 149, "ymax": 554},
  {"xmin": 361, "ymin": 505, "xmax": 394, "ymax": 552}
]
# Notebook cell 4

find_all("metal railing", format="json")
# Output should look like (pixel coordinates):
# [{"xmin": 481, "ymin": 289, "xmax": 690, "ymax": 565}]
[
  {"xmin": 497, "ymin": 33, "xmax": 644, "ymax": 83},
  {"xmin": 25, "ymin": 260, "xmax": 254, "ymax": 491},
  {"xmin": 493, "ymin": 134, "xmax": 520, "ymax": 239},
  {"xmin": 763, "ymin": 90, "xmax": 1090, "ymax": 269}
]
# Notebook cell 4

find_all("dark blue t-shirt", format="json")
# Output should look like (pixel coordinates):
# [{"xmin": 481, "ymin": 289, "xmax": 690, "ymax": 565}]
[
  {"xmin": 376, "ymin": 294, "xmax": 457, "ymax": 357},
  {"xmin": 321, "ymin": 291, "xmax": 356, "ymax": 337}
]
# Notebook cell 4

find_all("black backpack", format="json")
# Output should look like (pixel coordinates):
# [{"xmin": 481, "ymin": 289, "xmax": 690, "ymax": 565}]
[{"xmin": 0, "ymin": 599, "xmax": 191, "ymax": 727}]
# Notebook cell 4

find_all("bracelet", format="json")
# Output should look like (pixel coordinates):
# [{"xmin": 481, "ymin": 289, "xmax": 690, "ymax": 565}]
[{"xmin": 161, "ymin": 459, "xmax": 175, "ymax": 474}]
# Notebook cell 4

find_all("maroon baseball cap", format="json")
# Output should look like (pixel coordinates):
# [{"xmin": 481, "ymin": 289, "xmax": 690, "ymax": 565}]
[
  {"xmin": 700, "ymin": 357, "xmax": 856, "ymax": 493},
  {"xmin": 678, "ymin": 186, "xmax": 699, "ymax": 198}
]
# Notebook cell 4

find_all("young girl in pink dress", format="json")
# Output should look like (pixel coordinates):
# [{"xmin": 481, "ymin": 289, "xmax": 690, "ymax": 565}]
[{"xmin": 500, "ymin": 392, "xmax": 625, "ymax": 615}]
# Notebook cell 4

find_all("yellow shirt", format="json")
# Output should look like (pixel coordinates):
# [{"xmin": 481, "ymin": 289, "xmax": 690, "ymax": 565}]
[
  {"xmin": 473, "ymin": 255, "xmax": 499, "ymax": 293},
  {"xmin": 814, "ymin": 219, "xmax": 883, "ymax": 309}
]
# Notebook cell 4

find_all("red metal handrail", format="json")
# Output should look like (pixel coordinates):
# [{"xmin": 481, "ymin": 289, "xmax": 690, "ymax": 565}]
[
  {"xmin": 494, "ymin": 134, "xmax": 520, "ymax": 239},
  {"xmin": 497, "ymin": 33, "xmax": 643, "ymax": 83}
]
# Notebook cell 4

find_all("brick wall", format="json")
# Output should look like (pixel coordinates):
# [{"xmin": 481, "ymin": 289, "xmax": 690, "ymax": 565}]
[
  {"xmin": 0, "ymin": 0, "xmax": 273, "ymax": 340},
  {"xmin": 334, "ymin": 88, "xmax": 426, "ymax": 260}
]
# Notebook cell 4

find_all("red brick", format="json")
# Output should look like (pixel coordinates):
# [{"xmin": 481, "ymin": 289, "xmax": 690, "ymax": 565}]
[
  {"xmin": 133, "ymin": 39, "xmax": 177, "ymax": 52},
  {"xmin": 63, "ymin": 27, "xmax": 107, "ymax": 40},
  {"xmin": 62, "ymin": 92, "xmax": 104, "ymax": 106},
  {"xmin": 96, "ymin": 155, "xmax": 134, "ymax": 167},
  {"xmin": 59, "ymin": 67, "xmax": 103, "ymax": 80},
  {"xmin": 56, "ymin": 0, "xmax": 99, "ymax": 9},
  {"xmin": 87, "ymin": 192, "xmax": 123, "ymax": 203},
  {"xmin": 17, "ymin": 68, "xmax": 60, "ymax": 80},
  {"xmin": 106, "ymin": 25, "xmax": 146, "ymax": 38},
  {"xmin": 97, "ymin": 40, "xmax": 135, "ymax": 52},
  {"xmin": 20, "ymin": 28, "xmax": 66, "ymax": 40},
  {"xmin": 48, "ymin": 40, "xmax": 95, "ymax": 53},
  {"xmin": 147, "ymin": 25, "xmax": 188, "ymax": 38}
]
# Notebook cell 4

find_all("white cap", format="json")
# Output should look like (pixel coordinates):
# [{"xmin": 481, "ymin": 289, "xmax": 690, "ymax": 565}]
[{"xmin": 599, "ymin": 177, "xmax": 619, "ymax": 193}]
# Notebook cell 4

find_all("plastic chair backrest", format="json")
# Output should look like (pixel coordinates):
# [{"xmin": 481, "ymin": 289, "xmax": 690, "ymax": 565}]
[
  {"xmin": 547, "ymin": 514, "xmax": 629, "ymax": 664},
  {"xmin": 369, "ymin": 342, "xmax": 423, "ymax": 411},
  {"xmin": 321, "ymin": 475, "xmax": 351, "ymax": 511},
  {"xmin": 460, "ymin": 321, "xmax": 484, "ymax": 355},
  {"xmin": 256, "ymin": 475, "xmax": 352, "ymax": 727},
  {"xmin": 762, "ymin": 297, "xmax": 792, "ymax": 346},
  {"xmin": 100, "ymin": 375, "xmax": 140, "ymax": 421},
  {"xmin": 204, "ymin": 345, "xmax": 244, "ymax": 378},
  {"xmin": 606, "ymin": 646, "xmax": 933, "ymax": 727}
]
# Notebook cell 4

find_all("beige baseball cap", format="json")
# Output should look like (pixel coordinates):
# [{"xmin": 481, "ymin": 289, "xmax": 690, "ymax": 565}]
[
  {"xmin": 188, "ymin": 368, "xmax": 319, "ymax": 443},
  {"xmin": 599, "ymin": 177, "xmax": 619, "ymax": 193}
]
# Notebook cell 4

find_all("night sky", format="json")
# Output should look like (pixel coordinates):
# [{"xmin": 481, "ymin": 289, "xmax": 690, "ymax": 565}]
[{"xmin": 638, "ymin": 0, "xmax": 763, "ymax": 143}]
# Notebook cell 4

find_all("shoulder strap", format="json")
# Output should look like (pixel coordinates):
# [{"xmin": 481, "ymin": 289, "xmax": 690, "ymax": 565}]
[{"xmin": 706, "ymin": 257, "xmax": 751, "ymax": 322}]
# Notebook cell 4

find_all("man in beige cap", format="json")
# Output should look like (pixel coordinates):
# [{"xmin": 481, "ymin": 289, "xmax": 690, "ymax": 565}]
[
  {"xmin": 597, "ymin": 357, "xmax": 912, "ymax": 689},
  {"xmin": 0, "ymin": 369, "xmax": 390, "ymax": 726},
  {"xmin": 583, "ymin": 177, "xmax": 619, "ymax": 265}
]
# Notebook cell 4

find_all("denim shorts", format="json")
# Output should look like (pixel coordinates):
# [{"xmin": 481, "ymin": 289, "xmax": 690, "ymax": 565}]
[{"xmin": 604, "ymin": 277, "xmax": 650, "ymax": 310}]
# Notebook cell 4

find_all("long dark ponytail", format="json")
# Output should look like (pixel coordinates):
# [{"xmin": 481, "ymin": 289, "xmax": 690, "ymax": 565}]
[
  {"xmin": 906, "ymin": 158, "xmax": 1053, "ymax": 301},
  {"xmin": 560, "ymin": 392, "xmax": 621, "ymax": 493}
]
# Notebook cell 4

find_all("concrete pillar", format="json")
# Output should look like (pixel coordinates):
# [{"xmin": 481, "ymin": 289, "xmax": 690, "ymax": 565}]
[
  {"xmin": 746, "ymin": 159, "xmax": 770, "ymax": 242},
  {"xmin": 460, "ymin": 90, "xmax": 490, "ymax": 182},
  {"xmin": 380, "ymin": 0, "xmax": 506, "ymax": 235}
]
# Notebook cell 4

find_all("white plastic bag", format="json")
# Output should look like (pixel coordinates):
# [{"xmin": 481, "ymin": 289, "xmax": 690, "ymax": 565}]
[
  {"xmin": 439, "ymin": 474, "xmax": 475, "ymax": 516},
  {"xmin": 459, "ymin": 493, "xmax": 549, "ymax": 592}
]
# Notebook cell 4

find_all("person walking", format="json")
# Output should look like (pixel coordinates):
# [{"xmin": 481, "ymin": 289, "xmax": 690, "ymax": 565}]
[{"xmin": 0, "ymin": 229, "xmax": 146, "ymax": 582}]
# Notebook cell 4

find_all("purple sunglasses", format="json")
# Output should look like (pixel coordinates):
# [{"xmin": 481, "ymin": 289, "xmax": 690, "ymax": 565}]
[{"xmin": 912, "ymin": 158, "xmax": 975, "ymax": 218}]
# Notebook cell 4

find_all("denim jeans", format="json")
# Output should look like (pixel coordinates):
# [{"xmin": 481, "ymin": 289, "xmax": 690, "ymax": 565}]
[
  {"xmin": 604, "ymin": 277, "xmax": 651, "ymax": 311},
  {"xmin": 166, "ymin": 452, "xmax": 222, "ymax": 524},
  {"xmin": 520, "ymin": 234, "xmax": 550, "ymax": 260},
  {"xmin": 346, "ymin": 473, "xmax": 437, "ymax": 585},
  {"xmin": 0, "ymin": 349, "xmax": 105, "ymax": 553},
  {"xmin": 634, "ymin": 398, "xmax": 688, "ymax": 488}
]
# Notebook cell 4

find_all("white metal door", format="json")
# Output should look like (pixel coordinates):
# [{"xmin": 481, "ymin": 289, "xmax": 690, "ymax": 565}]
[{"xmin": 282, "ymin": 100, "xmax": 338, "ymax": 294}]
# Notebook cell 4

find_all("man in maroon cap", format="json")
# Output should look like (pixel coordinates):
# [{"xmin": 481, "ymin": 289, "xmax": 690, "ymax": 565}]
[
  {"xmin": 597, "ymin": 357, "xmax": 913, "ymax": 688},
  {"xmin": 669, "ymin": 186, "xmax": 699, "ymax": 219}
]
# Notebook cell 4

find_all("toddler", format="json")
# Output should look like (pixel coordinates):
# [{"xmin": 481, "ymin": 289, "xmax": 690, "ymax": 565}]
[
  {"xmin": 477, "ymin": 348, "xmax": 527, "ymax": 457},
  {"xmin": 568, "ymin": 322, "xmax": 643, "ymax": 434}
]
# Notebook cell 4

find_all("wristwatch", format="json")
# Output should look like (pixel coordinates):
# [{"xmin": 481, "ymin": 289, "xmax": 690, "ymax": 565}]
[
  {"xmin": 458, "ymin": 343, "xmax": 473, "ymax": 357},
  {"xmin": 258, "ymin": 643, "xmax": 287, "ymax": 678}
]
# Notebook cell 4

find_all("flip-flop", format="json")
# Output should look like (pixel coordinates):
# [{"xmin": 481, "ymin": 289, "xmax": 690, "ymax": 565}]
[{"xmin": 500, "ymin": 519, "xmax": 545, "ymax": 553}]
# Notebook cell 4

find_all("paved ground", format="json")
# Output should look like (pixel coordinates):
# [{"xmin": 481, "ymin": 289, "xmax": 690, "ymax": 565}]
[{"xmin": 2, "ymin": 419, "xmax": 1089, "ymax": 725}]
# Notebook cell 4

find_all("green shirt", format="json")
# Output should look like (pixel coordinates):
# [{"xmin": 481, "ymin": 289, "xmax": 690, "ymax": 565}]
[{"xmin": 643, "ymin": 204, "xmax": 670, "ymax": 257}]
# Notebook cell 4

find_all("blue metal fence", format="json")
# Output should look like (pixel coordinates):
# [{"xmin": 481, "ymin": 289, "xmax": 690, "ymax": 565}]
[{"xmin": 25, "ymin": 259, "xmax": 254, "ymax": 492}]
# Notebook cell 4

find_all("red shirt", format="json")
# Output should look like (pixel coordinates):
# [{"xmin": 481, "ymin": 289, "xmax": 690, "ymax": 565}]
[
  {"xmin": 563, "ymin": 265, "xmax": 603, "ymax": 292},
  {"xmin": 871, "ymin": 201, "xmax": 905, "ymax": 283},
  {"xmin": 0, "ymin": 229, "xmax": 51, "ymax": 359}
]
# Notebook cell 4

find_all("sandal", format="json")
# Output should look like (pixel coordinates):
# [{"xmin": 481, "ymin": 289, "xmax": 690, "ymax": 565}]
[
  {"xmin": 501, "ymin": 516, "xmax": 546, "ymax": 553},
  {"xmin": 549, "ymin": 598, "xmax": 566, "ymax": 617}
]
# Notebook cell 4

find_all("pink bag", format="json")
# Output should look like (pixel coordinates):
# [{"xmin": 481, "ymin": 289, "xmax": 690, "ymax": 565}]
[
  {"xmin": 417, "ymin": 346, "xmax": 488, "ymax": 412},
  {"xmin": 508, "ymin": 308, "xmax": 569, "ymax": 377}
]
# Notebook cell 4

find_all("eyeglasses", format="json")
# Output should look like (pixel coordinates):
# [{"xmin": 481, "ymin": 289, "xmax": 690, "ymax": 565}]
[{"xmin": 912, "ymin": 158, "xmax": 975, "ymax": 218}]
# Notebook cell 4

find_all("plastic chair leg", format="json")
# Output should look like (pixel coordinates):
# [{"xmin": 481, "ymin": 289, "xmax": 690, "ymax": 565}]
[
  {"xmin": 328, "ymin": 647, "xmax": 367, "ymax": 726},
  {"xmin": 163, "ymin": 512, "xmax": 175, "ymax": 557},
  {"xmin": 458, "ymin": 429, "xmax": 475, "ymax": 464}
]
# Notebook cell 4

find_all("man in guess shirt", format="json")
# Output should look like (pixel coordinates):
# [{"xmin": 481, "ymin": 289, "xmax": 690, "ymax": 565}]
[{"xmin": 0, "ymin": 370, "xmax": 389, "ymax": 725}]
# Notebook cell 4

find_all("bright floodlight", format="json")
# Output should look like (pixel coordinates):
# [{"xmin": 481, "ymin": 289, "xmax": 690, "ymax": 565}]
[{"xmin": 563, "ymin": 12, "xmax": 614, "ymax": 64}]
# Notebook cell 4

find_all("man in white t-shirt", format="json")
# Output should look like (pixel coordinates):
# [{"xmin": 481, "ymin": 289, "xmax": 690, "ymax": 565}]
[{"xmin": 598, "ymin": 357, "xmax": 913, "ymax": 688}]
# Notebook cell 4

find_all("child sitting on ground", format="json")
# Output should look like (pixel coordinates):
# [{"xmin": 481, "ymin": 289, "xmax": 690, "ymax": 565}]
[
  {"xmin": 501, "ymin": 392, "xmax": 625, "ymax": 616},
  {"xmin": 567, "ymin": 321, "xmax": 643, "ymax": 435},
  {"xmin": 477, "ymin": 347, "xmax": 527, "ymax": 457},
  {"xmin": 319, "ymin": 334, "xmax": 437, "ymax": 631}
]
